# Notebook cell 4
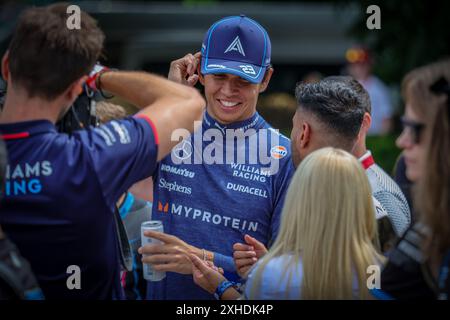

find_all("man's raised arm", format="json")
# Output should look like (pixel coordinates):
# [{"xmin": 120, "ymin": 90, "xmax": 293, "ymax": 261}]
[{"xmin": 99, "ymin": 71, "xmax": 205, "ymax": 161}]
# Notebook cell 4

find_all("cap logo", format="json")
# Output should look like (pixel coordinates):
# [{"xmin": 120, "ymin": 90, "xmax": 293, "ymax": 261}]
[
  {"xmin": 224, "ymin": 36, "xmax": 246, "ymax": 57},
  {"xmin": 239, "ymin": 65, "xmax": 256, "ymax": 75}
]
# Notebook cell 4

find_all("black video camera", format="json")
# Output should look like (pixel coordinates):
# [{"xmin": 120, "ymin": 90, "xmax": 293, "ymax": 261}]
[{"xmin": 56, "ymin": 85, "xmax": 101, "ymax": 134}]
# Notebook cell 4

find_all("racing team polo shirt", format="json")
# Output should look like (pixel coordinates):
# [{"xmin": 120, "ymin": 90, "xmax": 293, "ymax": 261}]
[
  {"xmin": 148, "ymin": 111, "xmax": 295, "ymax": 300},
  {"xmin": 0, "ymin": 116, "xmax": 158, "ymax": 299}
]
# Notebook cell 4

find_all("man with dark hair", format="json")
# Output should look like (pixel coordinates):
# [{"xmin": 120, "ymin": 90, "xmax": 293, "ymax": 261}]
[
  {"xmin": 292, "ymin": 79, "xmax": 402, "ymax": 249},
  {"xmin": 323, "ymin": 76, "xmax": 411, "ymax": 237},
  {"xmin": 0, "ymin": 3, "xmax": 204, "ymax": 299},
  {"xmin": 291, "ymin": 80, "xmax": 364, "ymax": 165},
  {"xmin": 234, "ymin": 78, "xmax": 397, "ymax": 273},
  {"xmin": 7, "ymin": 6, "xmax": 102, "ymax": 101}
]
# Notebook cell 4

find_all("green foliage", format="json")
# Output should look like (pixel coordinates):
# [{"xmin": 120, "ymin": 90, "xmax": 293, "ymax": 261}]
[{"xmin": 366, "ymin": 134, "xmax": 401, "ymax": 175}]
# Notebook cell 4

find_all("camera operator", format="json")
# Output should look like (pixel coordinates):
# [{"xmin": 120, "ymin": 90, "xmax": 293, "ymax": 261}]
[{"xmin": 0, "ymin": 3, "xmax": 204, "ymax": 300}]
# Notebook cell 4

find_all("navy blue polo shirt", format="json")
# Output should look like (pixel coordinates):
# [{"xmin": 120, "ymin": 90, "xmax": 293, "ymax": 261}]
[{"xmin": 0, "ymin": 115, "xmax": 158, "ymax": 299}]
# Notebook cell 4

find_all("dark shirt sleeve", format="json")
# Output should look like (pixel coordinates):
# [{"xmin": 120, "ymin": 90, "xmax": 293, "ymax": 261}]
[{"xmin": 75, "ymin": 115, "xmax": 159, "ymax": 205}]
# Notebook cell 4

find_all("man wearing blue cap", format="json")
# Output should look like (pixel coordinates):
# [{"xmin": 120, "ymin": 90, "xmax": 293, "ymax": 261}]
[{"xmin": 139, "ymin": 15, "xmax": 294, "ymax": 300}]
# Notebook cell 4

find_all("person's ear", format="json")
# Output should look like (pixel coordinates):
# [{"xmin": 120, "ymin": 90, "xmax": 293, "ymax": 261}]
[
  {"xmin": 197, "ymin": 63, "xmax": 205, "ymax": 86},
  {"xmin": 65, "ymin": 76, "xmax": 87, "ymax": 101},
  {"xmin": 259, "ymin": 67, "xmax": 273, "ymax": 93},
  {"xmin": 361, "ymin": 112, "xmax": 371, "ymax": 134},
  {"xmin": 300, "ymin": 121, "xmax": 311, "ymax": 149},
  {"xmin": 355, "ymin": 113, "xmax": 371, "ymax": 148},
  {"xmin": 293, "ymin": 128, "xmax": 302, "ymax": 158},
  {"xmin": 2, "ymin": 51, "xmax": 10, "ymax": 82}
]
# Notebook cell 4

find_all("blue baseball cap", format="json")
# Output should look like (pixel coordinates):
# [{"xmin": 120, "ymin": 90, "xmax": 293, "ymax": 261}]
[{"xmin": 201, "ymin": 15, "xmax": 271, "ymax": 84}]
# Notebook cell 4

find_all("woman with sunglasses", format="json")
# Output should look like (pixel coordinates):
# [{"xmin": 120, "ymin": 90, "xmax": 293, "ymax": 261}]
[{"xmin": 372, "ymin": 59, "xmax": 450, "ymax": 300}]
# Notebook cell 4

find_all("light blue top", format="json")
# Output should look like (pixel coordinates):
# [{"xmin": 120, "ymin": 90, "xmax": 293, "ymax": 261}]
[
  {"xmin": 244, "ymin": 255, "xmax": 303, "ymax": 300},
  {"xmin": 245, "ymin": 254, "xmax": 372, "ymax": 300}
]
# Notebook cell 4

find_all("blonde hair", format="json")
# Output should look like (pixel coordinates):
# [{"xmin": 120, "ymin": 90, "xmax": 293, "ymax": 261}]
[
  {"xmin": 249, "ymin": 147, "xmax": 383, "ymax": 299},
  {"xmin": 95, "ymin": 101, "xmax": 127, "ymax": 124},
  {"xmin": 402, "ymin": 59, "xmax": 450, "ymax": 257}
]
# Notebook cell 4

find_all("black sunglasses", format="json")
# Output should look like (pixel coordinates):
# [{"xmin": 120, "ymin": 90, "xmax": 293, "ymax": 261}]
[{"xmin": 400, "ymin": 117, "xmax": 425, "ymax": 144}]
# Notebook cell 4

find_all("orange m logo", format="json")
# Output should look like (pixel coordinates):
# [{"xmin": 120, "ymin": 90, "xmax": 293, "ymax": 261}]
[{"xmin": 158, "ymin": 201, "xmax": 169, "ymax": 213}]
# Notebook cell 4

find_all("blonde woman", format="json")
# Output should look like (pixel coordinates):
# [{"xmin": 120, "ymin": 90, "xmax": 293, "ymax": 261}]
[{"xmin": 191, "ymin": 147, "xmax": 384, "ymax": 300}]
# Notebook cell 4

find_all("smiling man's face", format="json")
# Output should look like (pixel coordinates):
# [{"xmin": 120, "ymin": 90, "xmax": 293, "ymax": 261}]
[{"xmin": 200, "ymin": 71, "xmax": 271, "ymax": 124}]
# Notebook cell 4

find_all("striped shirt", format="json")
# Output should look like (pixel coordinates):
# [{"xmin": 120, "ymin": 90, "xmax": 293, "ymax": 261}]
[{"xmin": 360, "ymin": 151, "xmax": 411, "ymax": 236}]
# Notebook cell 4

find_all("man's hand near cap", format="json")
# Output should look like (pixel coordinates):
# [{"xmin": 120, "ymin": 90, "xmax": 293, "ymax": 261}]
[{"xmin": 168, "ymin": 52, "xmax": 201, "ymax": 87}]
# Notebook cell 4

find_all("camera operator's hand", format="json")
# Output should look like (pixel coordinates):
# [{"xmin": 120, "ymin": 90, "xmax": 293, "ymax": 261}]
[
  {"xmin": 168, "ymin": 52, "xmax": 201, "ymax": 87},
  {"xmin": 85, "ymin": 63, "xmax": 110, "ymax": 92}
]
